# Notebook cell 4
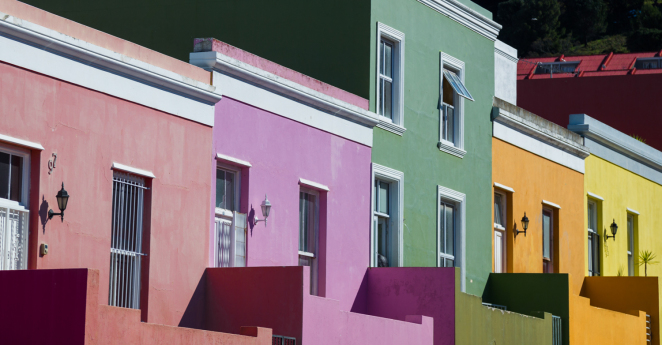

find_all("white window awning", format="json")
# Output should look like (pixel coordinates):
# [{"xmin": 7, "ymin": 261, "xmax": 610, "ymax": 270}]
[{"xmin": 443, "ymin": 69, "xmax": 474, "ymax": 101}]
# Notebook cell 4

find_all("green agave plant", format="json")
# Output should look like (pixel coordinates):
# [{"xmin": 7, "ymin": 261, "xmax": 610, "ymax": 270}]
[{"xmin": 638, "ymin": 250, "xmax": 659, "ymax": 277}]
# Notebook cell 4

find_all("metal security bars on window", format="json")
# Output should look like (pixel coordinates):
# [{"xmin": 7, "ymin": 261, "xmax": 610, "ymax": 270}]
[
  {"xmin": 552, "ymin": 315, "xmax": 562, "ymax": 345},
  {"xmin": 109, "ymin": 172, "xmax": 147, "ymax": 309},
  {"xmin": 0, "ymin": 206, "xmax": 28, "ymax": 270},
  {"xmin": 272, "ymin": 335, "xmax": 296, "ymax": 345},
  {"xmin": 214, "ymin": 212, "xmax": 247, "ymax": 268}
]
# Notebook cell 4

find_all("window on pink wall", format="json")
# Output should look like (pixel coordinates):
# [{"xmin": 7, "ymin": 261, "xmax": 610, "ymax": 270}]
[
  {"xmin": 214, "ymin": 165, "xmax": 247, "ymax": 268},
  {"xmin": 0, "ymin": 143, "xmax": 30, "ymax": 271},
  {"xmin": 299, "ymin": 188, "xmax": 319, "ymax": 296}
]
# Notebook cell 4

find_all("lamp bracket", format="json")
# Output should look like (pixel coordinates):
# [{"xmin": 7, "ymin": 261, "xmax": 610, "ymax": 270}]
[{"xmin": 48, "ymin": 209, "xmax": 64, "ymax": 222}]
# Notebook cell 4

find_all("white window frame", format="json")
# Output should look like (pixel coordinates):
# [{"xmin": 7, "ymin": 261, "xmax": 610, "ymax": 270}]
[
  {"xmin": 371, "ymin": 163, "xmax": 404, "ymax": 267},
  {"xmin": 493, "ymin": 191, "xmax": 507, "ymax": 273},
  {"xmin": 214, "ymin": 162, "xmax": 244, "ymax": 268},
  {"xmin": 215, "ymin": 163, "xmax": 241, "ymax": 217},
  {"xmin": 299, "ymin": 187, "xmax": 320, "ymax": 295},
  {"xmin": 627, "ymin": 213, "xmax": 635, "ymax": 276},
  {"xmin": 439, "ymin": 52, "xmax": 467, "ymax": 158},
  {"xmin": 437, "ymin": 185, "xmax": 466, "ymax": 292},
  {"xmin": 587, "ymin": 199, "xmax": 600, "ymax": 276},
  {"xmin": 375, "ymin": 22, "xmax": 406, "ymax": 136},
  {"xmin": 0, "ymin": 142, "xmax": 31, "ymax": 209}
]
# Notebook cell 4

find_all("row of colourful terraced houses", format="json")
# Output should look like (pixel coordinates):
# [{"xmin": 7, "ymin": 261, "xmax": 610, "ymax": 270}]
[{"xmin": 0, "ymin": 0, "xmax": 659, "ymax": 344}]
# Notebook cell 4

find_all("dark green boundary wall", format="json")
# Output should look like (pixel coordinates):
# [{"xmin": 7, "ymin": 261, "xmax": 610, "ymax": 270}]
[{"xmin": 483, "ymin": 273, "xmax": 570, "ymax": 345}]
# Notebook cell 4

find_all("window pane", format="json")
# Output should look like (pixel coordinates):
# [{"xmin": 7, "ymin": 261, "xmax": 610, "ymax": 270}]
[
  {"xmin": 225, "ymin": 171, "xmax": 235, "ymax": 212},
  {"xmin": 588, "ymin": 235, "xmax": 593, "ymax": 273},
  {"xmin": 0, "ymin": 152, "xmax": 9, "ymax": 199},
  {"xmin": 380, "ymin": 41, "xmax": 385, "ymax": 75},
  {"xmin": 446, "ymin": 106, "xmax": 454, "ymax": 144},
  {"xmin": 587, "ymin": 202, "xmax": 595, "ymax": 231},
  {"xmin": 444, "ymin": 258, "xmax": 454, "ymax": 268},
  {"xmin": 384, "ymin": 42, "xmax": 393, "ymax": 78},
  {"xmin": 494, "ymin": 194, "xmax": 503, "ymax": 226},
  {"xmin": 306, "ymin": 194, "xmax": 316, "ymax": 253},
  {"xmin": 299, "ymin": 192, "xmax": 306, "ymax": 251},
  {"xmin": 378, "ymin": 181, "xmax": 389, "ymax": 215},
  {"xmin": 373, "ymin": 180, "xmax": 378, "ymax": 212},
  {"xmin": 627, "ymin": 215, "xmax": 634, "ymax": 252},
  {"xmin": 442, "ymin": 78, "xmax": 455, "ymax": 107},
  {"xmin": 9, "ymin": 155, "xmax": 22, "ymax": 202},
  {"xmin": 445, "ymin": 204, "xmax": 454, "ymax": 257},
  {"xmin": 384, "ymin": 79, "xmax": 393, "ymax": 120},
  {"xmin": 543, "ymin": 212, "xmax": 551, "ymax": 259},
  {"xmin": 377, "ymin": 217, "xmax": 388, "ymax": 267},
  {"xmin": 216, "ymin": 170, "xmax": 226, "ymax": 209},
  {"xmin": 443, "ymin": 69, "xmax": 474, "ymax": 101},
  {"xmin": 379, "ymin": 79, "xmax": 384, "ymax": 116}
]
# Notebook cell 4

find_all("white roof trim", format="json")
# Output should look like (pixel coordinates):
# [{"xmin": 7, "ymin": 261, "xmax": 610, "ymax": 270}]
[
  {"xmin": 494, "ymin": 182, "xmax": 514, "ymax": 193},
  {"xmin": 0, "ymin": 12, "xmax": 221, "ymax": 126},
  {"xmin": 299, "ymin": 178, "xmax": 330, "ymax": 192},
  {"xmin": 417, "ymin": 0, "xmax": 502, "ymax": 41},
  {"xmin": 542, "ymin": 200, "xmax": 561, "ymax": 209},
  {"xmin": 111, "ymin": 162, "xmax": 155, "ymax": 178},
  {"xmin": 216, "ymin": 153, "xmax": 252, "ymax": 167},
  {"xmin": 0, "ymin": 133, "xmax": 44, "ymax": 150},
  {"xmin": 189, "ymin": 51, "xmax": 380, "ymax": 128},
  {"xmin": 587, "ymin": 192, "xmax": 604, "ymax": 201},
  {"xmin": 627, "ymin": 208, "xmax": 640, "ymax": 215}
]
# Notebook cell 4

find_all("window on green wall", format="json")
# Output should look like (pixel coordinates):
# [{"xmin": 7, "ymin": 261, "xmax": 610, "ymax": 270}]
[
  {"xmin": 376, "ymin": 23, "xmax": 405, "ymax": 134},
  {"xmin": 438, "ymin": 52, "xmax": 473, "ymax": 159}
]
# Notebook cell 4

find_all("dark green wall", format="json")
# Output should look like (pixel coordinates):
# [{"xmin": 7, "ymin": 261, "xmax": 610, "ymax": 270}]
[
  {"xmin": 483, "ymin": 274, "xmax": 570, "ymax": 345},
  {"xmin": 20, "ymin": 0, "xmax": 372, "ymax": 98},
  {"xmin": 370, "ymin": 0, "xmax": 495, "ymax": 296}
]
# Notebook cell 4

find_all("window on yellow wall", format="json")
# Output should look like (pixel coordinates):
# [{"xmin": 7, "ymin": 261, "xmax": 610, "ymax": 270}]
[
  {"xmin": 588, "ymin": 200, "xmax": 600, "ymax": 276},
  {"xmin": 627, "ymin": 214, "xmax": 635, "ymax": 276},
  {"xmin": 494, "ymin": 192, "xmax": 507, "ymax": 273}
]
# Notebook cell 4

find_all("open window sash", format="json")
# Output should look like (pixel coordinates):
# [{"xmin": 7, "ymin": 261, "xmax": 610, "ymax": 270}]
[{"xmin": 442, "ymin": 69, "xmax": 474, "ymax": 102}]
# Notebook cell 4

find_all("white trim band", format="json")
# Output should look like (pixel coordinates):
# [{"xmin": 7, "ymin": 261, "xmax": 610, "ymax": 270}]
[
  {"xmin": 111, "ymin": 162, "xmax": 155, "ymax": 178},
  {"xmin": 298, "ymin": 251, "xmax": 315, "ymax": 258},
  {"xmin": 299, "ymin": 178, "xmax": 330, "ymax": 192},
  {"xmin": 216, "ymin": 153, "xmax": 252, "ymax": 168},
  {"xmin": 0, "ymin": 133, "xmax": 44, "ymax": 150},
  {"xmin": 587, "ymin": 192, "xmax": 604, "ymax": 201},
  {"xmin": 494, "ymin": 182, "xmax": 515, "ymax": 193},
  {"xmin": 0, "ymin": 12, "xmax": 220, "ymax": 126},
  {"xmin": 542, "ymin": 200, "xmax": 561, "ymax": 209},
  {"xmin": 417, "ymin": 0, "xmax": 502, "ymax": 41},
  {"xmin": 627, "ymin": 208, "xmax": 640, "ymax": 215}
]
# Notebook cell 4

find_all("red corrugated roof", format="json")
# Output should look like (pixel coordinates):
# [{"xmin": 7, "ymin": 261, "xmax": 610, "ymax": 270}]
[{"xmin": 517, "ymin": 51, "xmax": 662, "ymax": 80}]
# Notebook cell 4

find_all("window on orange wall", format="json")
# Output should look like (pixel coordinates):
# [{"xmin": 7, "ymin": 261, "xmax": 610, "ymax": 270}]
[
  {"xmin": 494, "ymin": 192, "xmax": 507, "ymax": 273},
  {"xmin": 542, "ymin": 208, "xmax": 554, "ymax": 273}
]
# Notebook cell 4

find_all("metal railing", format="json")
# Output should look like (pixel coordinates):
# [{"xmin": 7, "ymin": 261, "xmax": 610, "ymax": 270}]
[
  {"xmin": 647, "ymin": 314, "xmax": 652, "ymax": 343},
  {"xmin": 272, "ymin": 335, "xmax": 296, "ymax": 345},
  {"xmin": 552, "ymin": 315, "xmax": 562, "ymax": 345},
  {"xmin": 0, "ymin": 202, "xmax": 29, "ymax": 270},
  {"xmin": 109, "ymin": 172, "xmax": 147, "ymax": 309},
  {"xmin": 482, "ymin": 302, "xmax": 507, "ymax": 311}
]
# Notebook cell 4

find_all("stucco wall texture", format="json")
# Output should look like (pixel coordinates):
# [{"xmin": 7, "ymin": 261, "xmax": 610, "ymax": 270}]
[
  {"xmin": 0, "ymin": 60, "xmax": 213, "ymax": 327},
  {"xmin": 492, "ymin": 138, "xmax": 585, "ymax": 294},
  {"xmin": 211, "ymin": 96, "xmax": 372, "ymax": 311},
  {"xmin": 585, "ymin": 154, "xmax": 662, "ymax": 330},
  {"xmin": 370, "ymin": 0, "xmax": 495, "ymax": 296}
]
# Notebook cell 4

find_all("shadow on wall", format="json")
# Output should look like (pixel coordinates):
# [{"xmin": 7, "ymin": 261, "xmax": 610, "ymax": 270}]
[{"xmin": 178, "ymin": 270, "xmax": 207, "ymax": 329}]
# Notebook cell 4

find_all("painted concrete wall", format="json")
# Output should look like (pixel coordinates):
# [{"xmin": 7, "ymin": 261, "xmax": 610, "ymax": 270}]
[
  {"xmin": 495, "ymin": 40, "xmax": 518, "ymax": 105},
  {"xmin": 569, "ymin": 294, "xmax": 646, "ymax": 344},
  {"xmin": 211, "ymin": 96, "xmax": 372, "ymax": 311},
  {"xmin": 517, "ymin": 75, "xmax": 662, "ymax": 151},
  {"xmin": 0, "ymin": 60, "xmax": 213, "ymax": 326},
  {"xmin": 0, "ymin": 269, "xmax": 272, "ymax": 345},
  {"xmin": 581, "ymin": 277, "xmax": 659, "ymax": 345},
  {"xmin": 370, "ymin": 0, "xmax": 495, "ymax": 296},
  {"xmin": 492, "ymin": 138, "xmax": 585, "ymax": 294},
  {"xmin": 585, "ymin": 154, "xmax": 662, "ymax": 331},
  {"xmin": 204, "ymin": 266, "xmax": 434, "ymax": 345}
]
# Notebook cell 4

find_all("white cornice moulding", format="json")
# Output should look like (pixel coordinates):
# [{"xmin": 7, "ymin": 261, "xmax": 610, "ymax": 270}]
[
  {"xmin": 494, "ymin": 182, "xmax": 514, "ymax": 193},
  {"xmin": 299, "ymin": 178, "xmax": 330, "ymax": 192},
  {"xmin": 587, "ymin": 192, "xmax": 604, "ymax": 201},
  {"xmin": 417, "ymin": 0, "xmax": 502, "ymax": 41},
  {"xmin": 189, "ymin": 51, "xmax": 380, "ymax": 128},
  {"xmin": 216, "ymin": 153, "xmax": 252, "ymax": 168},
  {"xmin": 0, "ymin": 12, "xmax": 221, "ymax": 126},
  {"xmin": 376, "ymin": 120, "xmax": 407, "ymax": 136},
  {"xmin": 111, "ymin": 163, "xmax": 155, "ymax": 178},
  {"xmin": 0, "ymin": 133, "xmax": 44, "ymax": 151},
  {"xmin": 627, "ymin": 207, "xmax": 640, "ymax": 215},
  {"xmin": 542, "ymin": 200, "xmax": 561, "ymax": 209}
]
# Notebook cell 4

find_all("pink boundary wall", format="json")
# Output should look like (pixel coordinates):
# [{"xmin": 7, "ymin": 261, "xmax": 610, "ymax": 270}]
[
  {"xmin": 211, "ymin": 96, "xmax": 372, "ymax": 311},
  {"xmin": 0, "ymin": 269, "xmax": 271, "ymax": 345},
  {"xmin": 204, "ymin": 266, "xmax": 434, "ymax": 345},
  {"xmin": 194, "ymin": 38, "xmax": 369, "ymax": 110},
  {"xmin": 0, "ymin": 0, "xmax": 210, "ymax": 83}
]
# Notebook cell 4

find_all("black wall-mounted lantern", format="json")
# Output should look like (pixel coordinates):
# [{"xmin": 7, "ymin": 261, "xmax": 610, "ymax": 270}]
[
  {"xmin": 515, "ymin": 212, "xmax": 529, "ymax": 237},
  {"xmin": 48, "ymin": 183, "xmax": 69, "ymax": 222},
  {"xmin": 604, "ymin": 219, "xmax": 618, "ymax": 241}
]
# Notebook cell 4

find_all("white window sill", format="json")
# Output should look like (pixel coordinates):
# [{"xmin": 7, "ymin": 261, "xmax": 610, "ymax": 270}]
[
  {"xmin": 494, "ymin": 224, "xmax": 506, "ymax": 231},
  {"xmin": 376, "ymin": 119, "xmax": 406, "ymax": 136},
  {"xmin": 0, "ymin": 198, "xmax": 28, "ymax": 212},
  {"xmin": 298, "ymin": 251, "xmax": 315, "ymax": 258},
  {"xmin": 588, "ymin": 228, "xmax": 596, "ymax": 234},
  {"xmin": 437, "ymin": 141, "xmax": 466, "ymax": 158},
  {"xmin": 215, "ymin": 208, "xmax": 234, "ymax": 218}
]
